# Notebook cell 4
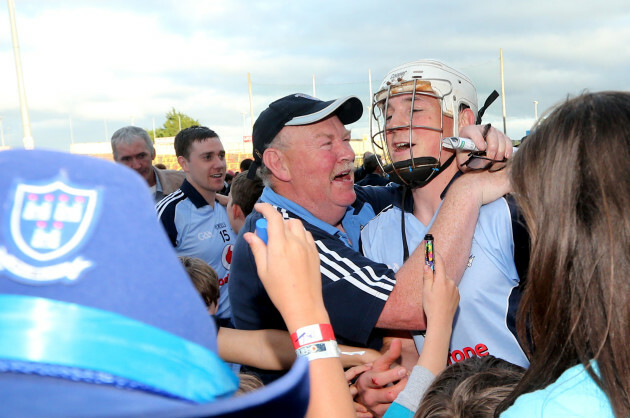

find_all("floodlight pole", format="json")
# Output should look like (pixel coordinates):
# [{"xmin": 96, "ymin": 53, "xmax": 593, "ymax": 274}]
[
  {"xmin": 8, "ymin": 0, "xmax": 34, "ymax": 149},
  {"xmin": 500, "ymin": 48, "xmax": 507, "ymax": 134},
  {"xmin": 248, "ymin": 73, "xmax": 254, "ymax": 129}
]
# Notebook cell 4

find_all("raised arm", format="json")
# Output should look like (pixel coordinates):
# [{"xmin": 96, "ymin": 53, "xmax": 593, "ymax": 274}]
[
  {"xmin": 429, "ymin": 168, "xmax": 512, "ymax": 284},
  {"xmin": 376, "ymin": 126, "xmax": 513, "ymax": 330},
  {"xmin": 218, "ymin": 327, "xmax": 380, "ymax": 370},
  {"xmin": 356, "ymin": 252, "xmax": 460, "ymax": 417}
]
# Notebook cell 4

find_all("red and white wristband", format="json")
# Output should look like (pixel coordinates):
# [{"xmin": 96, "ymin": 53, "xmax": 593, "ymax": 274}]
[{"xmin": 291, "ymin": 324, "xmax": 340, "ymax": 361}]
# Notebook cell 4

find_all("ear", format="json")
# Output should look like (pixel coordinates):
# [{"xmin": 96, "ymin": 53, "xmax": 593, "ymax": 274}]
[
  {"xmin": 177, "ymin": 155, "xmax": 189, "ymax": 173},
  {"xmin": 262, "ymin": 148, "xmax": 292, "ymax": 182},
  {"xmin": 232, "ymin": 203, "xmax": 245, "ymax": 221},
  {"xmin": 459, "ymin": 107, "xmax": 476, "ymax": 129}
]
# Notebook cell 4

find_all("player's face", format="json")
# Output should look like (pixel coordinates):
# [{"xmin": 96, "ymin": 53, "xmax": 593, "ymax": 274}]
[
  {"xmin": 180, "ymin": 137, "xmax": 226, "ymax": 194},
  {"xmin": 282, "ymin": 116, "xmax": 356, "ymax": 215},
  {"xmin": 114, "ymin": 138, "xmax": 155, "ymax": 185},
  {"xmin": 384, "ymin": 94, "xmax": 454, "ymax": 163}
]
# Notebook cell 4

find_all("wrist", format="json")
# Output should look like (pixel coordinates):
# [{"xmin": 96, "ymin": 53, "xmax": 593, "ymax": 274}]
[
  {"xmin": 295, "ymin": 340, "xmax": 340, "ymax": 362},
  {"xmin": 283, "ymin": 309, "xmax": 330, "ymax": 334},
  {"xmin": 291, "ymin": 323, "xmax": 335, "ymax": 349}
]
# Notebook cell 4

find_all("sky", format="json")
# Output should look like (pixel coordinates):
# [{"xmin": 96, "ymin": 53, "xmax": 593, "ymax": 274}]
[{"xmin": 1, "ymin": 0, "xmax": 629, "ymax": 152}]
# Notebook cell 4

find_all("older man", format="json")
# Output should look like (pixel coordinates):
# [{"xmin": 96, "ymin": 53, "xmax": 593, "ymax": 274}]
[
  {"xmin": 111, "ymin": 126, "xmax": 184, "ymax": 202},
  {"xmin": 229, "ymin": 93, "xmax": 510, "ymax": 364}
]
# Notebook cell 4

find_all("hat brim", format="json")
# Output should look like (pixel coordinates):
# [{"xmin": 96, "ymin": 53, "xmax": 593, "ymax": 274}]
[
  {"xmin": 0, "ymin": 150, "xmax": 310, "ymax": 416},
  {"xmin": 285, "ymin": 96, "xmax": 363, "ymax": 126},
  {"xmin": 0, "ymin": 357, "xmax": 310, "ymax": 417}
]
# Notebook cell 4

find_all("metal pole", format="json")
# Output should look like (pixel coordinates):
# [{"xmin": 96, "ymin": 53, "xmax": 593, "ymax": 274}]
[
  {"xmin": 533, "ymin": 100, "xmax": 539, "ymax": 120},
  {"xmin": 312, "ymin": 74, "xmax": 316, "ymax": 97},
  {"xmin": 500, "ymin": 48, "xmax": 507, "ymax": 134},
  {"xmin": 248, "ymin": 73, "xmax": 254, "ymax": 129},
  {"xmin": 7, "ymin": 0, "xmax": 34, "ymax": 149},
  {"xmin": 177, "ymin": 115, "xmax": 181, "ymax": 132},
  {"xmin": 368, "ymin": 68, "xmax": 373, "ymax": 121}
]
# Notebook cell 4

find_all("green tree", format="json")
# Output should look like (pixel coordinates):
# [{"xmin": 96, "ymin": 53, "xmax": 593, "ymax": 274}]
[{"xmin": 147, "ymin": 108, "xmax": 200, "ymax": 139}]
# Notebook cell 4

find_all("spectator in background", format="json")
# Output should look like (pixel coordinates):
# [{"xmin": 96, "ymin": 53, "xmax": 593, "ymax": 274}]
[
  {"xmin": 353, "ymin": 151, "xmax": 373, "ymax": 183},
  {"xmin": 226, "ymin": 172, "xmax": 264, "ymax": 234},
  {"xmin": 219, "ymin": 170, "xmax": 235, "ymax": 196},
  {"xmin": 239, "ymin": 158, "xmax": 254, "ymax": 173},
  {"xmin": 356, "ymin": 154, "xmax": 390, "ymax": 187},
  {"xmin": 111, "ymin": 126, "xmax": 184, "ymax": 202},
  {"xmin": 179, "ymin": 256, "xmax": 220, "ymax": 315}
]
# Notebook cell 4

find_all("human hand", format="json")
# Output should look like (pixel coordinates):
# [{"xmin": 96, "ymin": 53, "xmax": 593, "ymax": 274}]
[
  {"xmin": 354, "ymin": 339, "xmax": 409, "ymax": 417},
  {"xmin": 346, "ymin": 364, "xmax": 374, "ymax": 418},
  {"xmin": 457, "ymin": 124, "xmax": 513, "ymax": 171},
  {"xmin": 244, "ymin": 203, "xmax": 327, "ymax": 331},
  {"xmin": 422, "ymin": 254, "xmax": 459, "ymax": 330},
  {"xmin": 453, "ymin": 167, "xmax": 513, "ymax": 207}
]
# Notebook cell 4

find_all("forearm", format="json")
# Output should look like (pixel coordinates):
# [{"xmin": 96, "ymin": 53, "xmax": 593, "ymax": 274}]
[
  {"xmin": 376, "ymin": 251, "xmax": 426, "ymax": 330},
  {"xmin": 286, "ymin": 315, "xmax": 356, "ymax": 418},
  {"xmin": 417, "ymin": 319, "xmax": 453, "ymax": 376},
  {"xmin": 306, "ymin": 358, "xmax": 356, "ymax": 418},
  {"xmin": 217, "ymin": 328, "xmax": 295, "ymax": 370},
  {"xmin": 339, "ymin": 345, "xmax": 381, "ymax": 368}
]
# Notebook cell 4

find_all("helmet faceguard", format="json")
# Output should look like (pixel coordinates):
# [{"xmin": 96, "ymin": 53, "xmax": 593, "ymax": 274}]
[{"xmin": 370, "ymin": 60, "xmax": 478, "ymax": 188}]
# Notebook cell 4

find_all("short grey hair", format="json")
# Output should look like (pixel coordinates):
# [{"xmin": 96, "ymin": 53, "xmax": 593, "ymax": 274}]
[
  {"xmin": 258, "ymin": 130, "xmax": 289, "ymax": 188},
  {"xmin": 111, "ymin": 126, "xmax": 155, "ymax": 161}
]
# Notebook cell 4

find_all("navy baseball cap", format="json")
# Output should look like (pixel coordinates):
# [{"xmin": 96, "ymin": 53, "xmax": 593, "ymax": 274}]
[
  {"xmin": 247, "ymin": 93, "xmax": 363, "ymax": 178},
  {"xmin": 0, "ymin": 149, "xmax": 309, "ymax": 417}
]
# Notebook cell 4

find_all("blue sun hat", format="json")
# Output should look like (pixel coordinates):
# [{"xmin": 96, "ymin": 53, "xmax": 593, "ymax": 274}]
[{"xmin": 0, "ymin": 149, "xmax": 309, "ymax": 417}]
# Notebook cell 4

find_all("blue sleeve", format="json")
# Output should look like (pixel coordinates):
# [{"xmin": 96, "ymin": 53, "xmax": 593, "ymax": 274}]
[
  {"xmin": 384, "ymin": 402, "xmax": 415, "ymax": 418},
  {"xmin": 475, "ymin": 198, "xmax": 519, "ymax": 284},
  {"xmin": 314, "ymin": 233, "xmax": 396, "ymax": 347},
  {"xmin": 156, "ymin": 200, "xmax": 180, "ymax": 247},
  {"xmin": 228, "ymin": 211, "xmax": 284, "ymax": 331}
]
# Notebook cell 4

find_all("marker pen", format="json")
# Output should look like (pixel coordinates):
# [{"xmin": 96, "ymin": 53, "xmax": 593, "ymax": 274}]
[{"xmin": 424, "ymin": 233, "xmax": 434, "ymax": 272}]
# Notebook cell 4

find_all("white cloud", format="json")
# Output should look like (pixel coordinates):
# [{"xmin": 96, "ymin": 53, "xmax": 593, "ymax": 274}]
[{"xmin": 1, "ymin": 0, "xmax": 629, "ymax": 150}]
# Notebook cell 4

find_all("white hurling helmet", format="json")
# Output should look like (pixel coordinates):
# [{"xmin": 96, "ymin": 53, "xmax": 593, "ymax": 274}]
[{"xmin": 370, "ymin": 60, "xmax": 478, "ymax": 188}]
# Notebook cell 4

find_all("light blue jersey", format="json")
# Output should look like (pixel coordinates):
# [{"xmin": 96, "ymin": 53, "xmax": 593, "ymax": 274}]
[
  {"xmin": 501, "ymin": 362, "xmax": 613, "ymax": 417},
  {"xmin": 157, "ymin": 180, "xmax": 236, "ymax": 320},
  {"xmin": 360, "ymin": 186, "xmax": 529, "ymax": 368}
]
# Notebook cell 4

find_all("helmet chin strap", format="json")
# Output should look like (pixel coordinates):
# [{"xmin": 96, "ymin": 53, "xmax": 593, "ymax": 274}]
[
  {"xmin": 383, "ymin": 153, "xmax": 456, "ymax": 189},
  {"xmin": 391, "ymin": 153, "xmax": 455, "ymax": 262}
]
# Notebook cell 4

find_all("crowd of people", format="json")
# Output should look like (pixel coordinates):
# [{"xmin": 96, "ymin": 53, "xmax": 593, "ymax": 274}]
[{"xmin": 1, "ymin": 58, "xmax": 629, "ymax": 417}]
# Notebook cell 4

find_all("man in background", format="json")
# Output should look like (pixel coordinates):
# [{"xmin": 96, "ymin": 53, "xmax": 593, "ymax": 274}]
[
  {"xmin": 111, "ymin": 126, "xmax": 184, "ymax": 202},
  {"xmin": 356, "ymin": 154, "xmax": 390, "ymax": 187}
]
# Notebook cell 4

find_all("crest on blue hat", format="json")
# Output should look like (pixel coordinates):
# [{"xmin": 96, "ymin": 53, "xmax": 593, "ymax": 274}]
[{"xmin": 0, "ymin": 179, "xmax": 101, "ymax": 284}]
